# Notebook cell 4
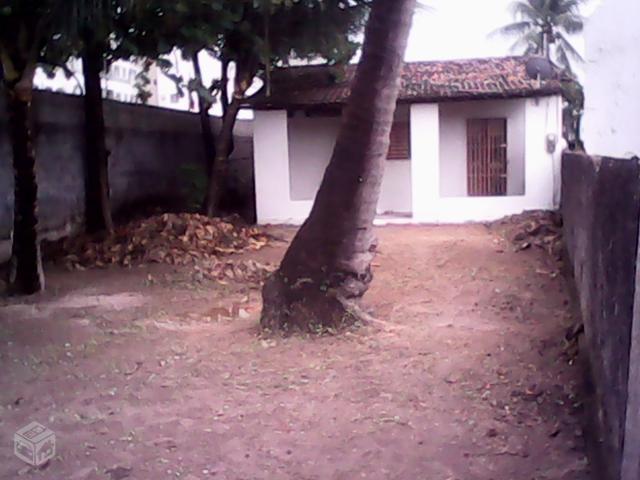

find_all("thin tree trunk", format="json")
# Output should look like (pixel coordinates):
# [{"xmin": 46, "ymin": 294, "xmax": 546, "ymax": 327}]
[
  {"xmin": 260, "ymin": 0, "xmax": 416, "ymax": 332},
  {"xmin": 543, "ymin": 26, "xmax": 553, "ymax": 60},
  {"xmin": 219, "ymin": 57, "xmax": 234, "ymax": 168},
  {"xmin": 82, "ymin": 45, "xmax": 114, "ymax": 235},
  {"xmin": 192, "ymin": 51, "xmax": 217, "ymax": 183},
  {"xmin": 575, "ymin": 111, "xmax": 584, "ymax": 151},
  {"xmin": 263, "ymin": 7, "xmax": 272, "ymax": 97},
  {"xmin": 202, "ymin": 98, "xmax": 241, "ymax": 217},
  {"xmin": 220, "ymin": 57, "xmax": 230, "ymax": 117},
  {"xmin": 5, "ymin": 86, "xmax": 44, "ymax": 294},
  {"xmin": 202, "ymin": 55, "xmax": 256, "ymax": 217}
]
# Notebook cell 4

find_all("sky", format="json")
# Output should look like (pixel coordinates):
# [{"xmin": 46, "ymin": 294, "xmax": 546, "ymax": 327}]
[
  {"xmin": 405, "ymin": 0, "xmax": 595, "ymax": 63},
  {"xmin": 406, "ymin": 0, "xmax": 516, "ymax": 61},
  {"xmin": 220, "ymin": 0, "xmax": 597, "ymax": 117}
]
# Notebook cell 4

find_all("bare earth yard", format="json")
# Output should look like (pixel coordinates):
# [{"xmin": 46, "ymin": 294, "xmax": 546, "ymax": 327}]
[{"xmin": 0, "ymin": 225, "xmax": 589, "ymax": 480}]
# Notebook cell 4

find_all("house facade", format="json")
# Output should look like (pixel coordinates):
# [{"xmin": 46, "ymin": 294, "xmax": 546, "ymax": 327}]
[
  {"xmin": 582, "ymin": 0, "xmax": 640, "ymax": 158},
  {"xmin": 251, "ymin": 57, "xmax": 564, "ymax": 225}
]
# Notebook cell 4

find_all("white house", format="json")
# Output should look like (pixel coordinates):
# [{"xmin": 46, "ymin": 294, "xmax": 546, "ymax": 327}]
[
  {"xmin": 582, "ymin": 0, "xmax": 640, "ymax": 158},
  {"xmin": 250, "ymin": 56, "xmax": 564, "ymax": 225}
]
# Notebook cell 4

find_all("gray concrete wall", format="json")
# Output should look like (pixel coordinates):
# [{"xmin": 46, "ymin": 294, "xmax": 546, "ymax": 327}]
[
  {"xmin": 623, "ymin": 242, "xmax": 640, "ymax": 480},
  {"xmin": 562, "ymin": 152, "xmax": 640, "ymax": 480},
  {"xmin": 0, "ymin": 90, "xmax": 253, "ymax": 252}
]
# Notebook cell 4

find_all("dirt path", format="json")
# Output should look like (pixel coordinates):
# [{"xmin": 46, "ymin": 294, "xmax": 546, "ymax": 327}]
[{"xmin": 0, "ymin": 225, "xmax": 589, "ymax": 480}]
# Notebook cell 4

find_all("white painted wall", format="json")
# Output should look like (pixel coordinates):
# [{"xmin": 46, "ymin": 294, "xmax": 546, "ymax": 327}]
[
  {"xmin": 410, "ymin": 96, "xmax": 563, "ymax": 223},
  {"xmin": 582, "ymin": 0, "xmax": 640, "ymax": 158},
  {"xmin": 253, "ymin": 110, "xmax": 314, "ymax": 224},
  {"xmin": 439, "ymin": 98, "xmax": 526, "ymax": 197},
  {"xmin": 524, "ymin": 95, "xmax": 564, "ymax": 208},
  {"xmin": 286, "ymin": 110, "xmax": 413, "ymax": 213},
  {"xmin": 378, "ymin": 160, "xmax": 412, "ymax": 214},
  {"xmin": 410, "ymin": 104, "xmax": 440, "ymax": 222},
  {"xmin": 287, "ymin": 114, "xmax": 339, "ymax": 201},
  {"xmin": 254, "ymin": 95, "xmax": 563, "ymax": 225}
]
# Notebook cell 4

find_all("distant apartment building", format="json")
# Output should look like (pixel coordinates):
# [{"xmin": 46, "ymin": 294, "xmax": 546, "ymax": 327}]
[
  {"xmin": 156, "ymin": 50, "xmax": 198, "ymax": 112},
  {"xmin": 33, "ymin": 53, "xmax": 199, "ymax": 112},
  {"xmin": 103, "ymin": 61, "xmax": 145, "ymax": 103},
  {"xmin": 32, "ymin": 51, "xmax": 249, "ymax": 119},
  {"xmin": 33, "ymin": 58, "xmax": 86, "ymax": 96}
]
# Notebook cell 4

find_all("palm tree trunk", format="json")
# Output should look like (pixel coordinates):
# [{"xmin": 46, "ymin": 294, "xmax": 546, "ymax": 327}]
[
  {"xmin": 82, "ymin": 44, "xmax": 114, "ymax": 235},
  {"xmin": 191, "ymin": 51, "xmax": 217, "ymax": 184},
  {"xmin": 5, "ymin": 85, "xmax": 44, "ymax": 294},
  {"xmin": 260, "ymin": 0, "xmax": 416, "ymax": 332}
]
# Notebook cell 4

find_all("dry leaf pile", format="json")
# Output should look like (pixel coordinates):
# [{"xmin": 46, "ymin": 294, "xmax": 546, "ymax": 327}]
[
  {"xmin": 491, "ymin": 210, "xmax": 563, "ymax": 259},
  {"xmin": 193, "ymin": 259, "xmax": 276, "ymax": 285},
  {"xmin": 58, "ymin": 213, "xmax": 271, "ymax": 273}
]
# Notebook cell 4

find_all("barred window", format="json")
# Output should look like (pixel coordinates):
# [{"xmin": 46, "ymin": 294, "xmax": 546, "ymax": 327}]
[{"xmin": 387, "ymin": 109, "xmax": 410, "ymax": 160}]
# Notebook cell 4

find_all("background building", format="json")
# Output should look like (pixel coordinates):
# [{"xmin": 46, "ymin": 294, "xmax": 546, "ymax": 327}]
[
  {"xmin": 252, "ymin": 57, "xmax": 564, "ymax": 225},
  {"xmin": 32, "ymin": 50, "xmax": 242, "ymax": 116},
  {"xmin": 34, "ymin": 58, "xmax": 157, "ymax": 105}
]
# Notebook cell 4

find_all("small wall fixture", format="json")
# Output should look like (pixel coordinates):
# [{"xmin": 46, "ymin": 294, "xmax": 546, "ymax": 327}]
[{"xmin": 546, "ymin": 133, "xmax": 558, "ymax": 154}]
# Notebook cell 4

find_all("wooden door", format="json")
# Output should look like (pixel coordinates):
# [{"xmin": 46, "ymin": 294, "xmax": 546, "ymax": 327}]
[{"xmin": 467, "ymin": 118, "xmax": 507, "ymax": 196}]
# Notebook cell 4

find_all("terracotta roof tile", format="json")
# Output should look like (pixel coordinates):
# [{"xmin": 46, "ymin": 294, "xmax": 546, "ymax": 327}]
[{"xmin": 250, "ymin": 56, "xmax": 563, "ymax": 109}]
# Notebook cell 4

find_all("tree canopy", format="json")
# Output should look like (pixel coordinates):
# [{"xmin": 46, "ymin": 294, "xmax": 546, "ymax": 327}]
[
  {"xmin": 493, "ymin": 0, "xmax": 586, "ymax": 74},
  {"xmin": 0, "ymin": 0, "xmax": 373, "ymax": 294}
]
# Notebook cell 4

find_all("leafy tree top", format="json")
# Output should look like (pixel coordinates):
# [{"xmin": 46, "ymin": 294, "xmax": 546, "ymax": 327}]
[{"xmin": 493, "ymin": 0, "xmax": 586, "ymax": 74}]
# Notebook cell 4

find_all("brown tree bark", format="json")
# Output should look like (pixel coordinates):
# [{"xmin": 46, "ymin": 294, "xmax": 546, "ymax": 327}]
[
  {"xmin": 82, "ymin": 44, "xmax": 114, "ymax": 235},
  {"xmin": 202, "ymin": 56, "xmax": 257, "ymax": 217},
  {"xmin": 5, "ymin": 81, "xmax": 44, "ymax": 294},
  {"xmin": 192, "ymin": 51, "xmax": 217, "ymax": 182},
  {"xmin": 219, "ymin": 57, "xmax": 230, "ymax": 117},
  {"xmin": 260, "ymin": 0, "xmax": 416, "ymax": 333},
  {"xmin": 202, "ymin": 98, "xmax": 241, "ymax": 217}
]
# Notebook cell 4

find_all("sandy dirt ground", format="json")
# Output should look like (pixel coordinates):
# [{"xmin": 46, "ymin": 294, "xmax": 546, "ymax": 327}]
[{"xmin": 0, "ymin": 225, "xmax": 589, "ymax": 480}]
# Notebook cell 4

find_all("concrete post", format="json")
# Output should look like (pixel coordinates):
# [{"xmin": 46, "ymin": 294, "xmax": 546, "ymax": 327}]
[
  {"xmin": 409, "ymin": 103, "xmax": 440, "ymax": 222},
  {"xmin": 622, "ymin": 218, "xmax": 640, "ymax": 480}
]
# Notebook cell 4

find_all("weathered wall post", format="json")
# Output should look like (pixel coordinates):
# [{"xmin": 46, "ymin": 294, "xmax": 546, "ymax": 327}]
[
  {"xmin": 622, "ymin": 226, "xmax": 640, "ymax": 480},
  {"xmin": 562, "ymin": 152, "xmax": 640, "ymax": 480}
]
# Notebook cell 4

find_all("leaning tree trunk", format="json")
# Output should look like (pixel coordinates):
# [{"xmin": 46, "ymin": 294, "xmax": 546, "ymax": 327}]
[
  {"xmin": 82, "ymin": 44, "xmax": 114, "ymax": 235},
  {"xmin": 260, "ymin": 0, "xmax": 416, "ymax": 332},
  {"xmin": 5, "ymin": 83, "xmax": 44, "ymax": 294}
]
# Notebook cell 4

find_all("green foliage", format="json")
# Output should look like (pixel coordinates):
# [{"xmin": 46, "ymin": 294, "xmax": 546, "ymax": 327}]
[
  {"xmin": 248, "ymin": 0, "xmax": 369, "ymax": 65},
  {"xmin": 492, "ymin": 1, "xmax": 587, "ymax": 150},
  {"xmin": 561, "ymin": 77, "xmax": 585, "ymax": 149},
  {"xmin": 116, "ymin": 0, "xmax": 237, "ymax": 59},
  {"xmin": 492, "ymin": 0, "xmax": 586, "ymax": 74},
  {"xmin": 0, "ymin": 0, "xmax": 136, "ymax": 90},
  {"xmin": 0, "ymin": 1, "xmax": 60, "ymax": 86},
  {"xmin": 1, "ymin": 0, "xmax": 371, "ymax": 217},
  {"xmin": 158, "ymin": 0, "xmax": 370, "ymax": 111},
  {"xmin": 179, "ymin": 163, "xmax": 208, "ymax": 211},
  {"xmin": 133, "ymin": 60, "xmax": 154, "ymax": 103},
  {"xmin": 0, "ymin": 0, "xmax": 370, "ymax": 99}
]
